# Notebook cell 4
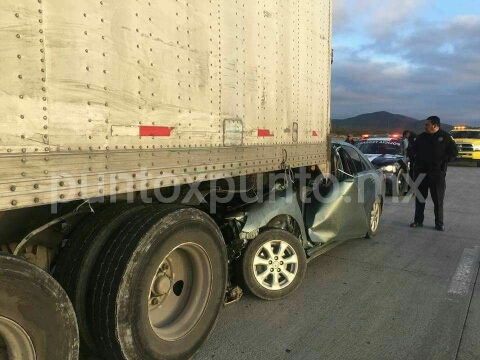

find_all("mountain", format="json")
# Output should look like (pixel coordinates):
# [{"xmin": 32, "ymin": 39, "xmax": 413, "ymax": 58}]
[{"xmin": 332, "ymin": 111, "xmax": 454, "ymax": 135}]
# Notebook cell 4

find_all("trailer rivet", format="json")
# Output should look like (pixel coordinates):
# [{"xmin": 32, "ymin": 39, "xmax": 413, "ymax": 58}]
[
  {"xmin": 12, "ymin": 200, "xmax": 18, "ymax": 206},
  {"xmin": 10, "ymin": 186, "xmax": 16, "ymax": 192},
  {"xmin": 59, "ymin": 181, "xmax": 64, "ymax": 186},
  {"xmin": 34, "ymin": 184, "xmax": 39, "ymax": 189},
  {"xmin": 60, "ymin": 194, "xmax": 65, "ymax": 199},
  {"xmin": 34, "ymin": 198, "xmax": 40, "ymax": 203}
]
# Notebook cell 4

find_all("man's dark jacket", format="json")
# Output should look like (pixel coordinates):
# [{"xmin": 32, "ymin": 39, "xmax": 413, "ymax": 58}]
[{"xmin": 410, "ymin": 129, "xmax": 457, "ymax": 171}]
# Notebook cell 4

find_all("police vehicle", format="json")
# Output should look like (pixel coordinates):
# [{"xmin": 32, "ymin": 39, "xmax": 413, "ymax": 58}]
[
  {"xmin": 451, "ymin": 126, "xmax": 480, "ymax": 167},
  {"xmin": 355, "ymin": 135, "xmax": 410, "ymax": 196}
]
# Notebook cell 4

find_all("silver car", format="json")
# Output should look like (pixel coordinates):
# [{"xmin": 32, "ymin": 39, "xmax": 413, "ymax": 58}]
[{"xmin": 230, "ymin": 141, "xmax": 386, "ymax": 301}]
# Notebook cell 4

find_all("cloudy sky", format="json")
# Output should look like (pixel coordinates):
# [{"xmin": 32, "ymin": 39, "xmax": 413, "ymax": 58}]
[{"xmin": 332, "ymin": 0, "xmax": 480, "ymax": 125}]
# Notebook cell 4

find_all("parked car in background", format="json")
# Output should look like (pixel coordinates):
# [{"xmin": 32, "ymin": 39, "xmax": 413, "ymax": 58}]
[
  {"xmin": 354, "ymin": 136, "xmax": 409, "ymax": 196},
  {"xmin": 451, "ymin": 126, "xmax": 480, "ymax": 167}
]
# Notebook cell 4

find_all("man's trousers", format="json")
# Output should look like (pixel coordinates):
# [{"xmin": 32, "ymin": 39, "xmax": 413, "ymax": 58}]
[{"xmin": 414, "ymin": 169, "xmax": 446, "ymax": 226}]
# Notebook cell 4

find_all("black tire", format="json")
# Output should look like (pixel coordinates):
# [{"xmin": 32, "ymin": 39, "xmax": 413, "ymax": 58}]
[
  {"xmin": 241, "ymin": 229, "xmax": 307, "ymax": 301},
  {"xmin": 87, "ymin": 205, "xmax": 227, "ymax": 360},
  {"xmin": 53, "ymin": 203, "xmax": 148, "ymax": 354},
  {"xmin": 0, "ymin": 254, "xmax": 79, "ymax": 360},
  {"xmin": 365, "ymin": 196, "xmax": 382, "ymax": 239},
  {"xmin": 394, "ymin": 168, "xmax": 407, "ymax": 196}
]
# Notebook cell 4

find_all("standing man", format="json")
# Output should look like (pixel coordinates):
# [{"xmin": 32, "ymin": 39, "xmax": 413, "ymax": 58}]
[
  {"xmin": 409, "ymin": 116, "xmax": 457, "ymax": 231},
  {"xmin": 405, "ymin": 130, "xmax": 417, "ymax": 190},
  {"xmin": 345, "ymin": 133, "xmax": 355, "ymax": 144},
  {"xmin": 401, "ymin": 130, "xmax": 410, "ymax": 155}
]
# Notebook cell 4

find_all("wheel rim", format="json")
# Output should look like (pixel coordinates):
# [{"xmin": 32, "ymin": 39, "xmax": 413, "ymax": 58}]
[
  {"xmin": 370, "ymin": 201, "xmax": 380, "ymax": 232},
  {"xmin": 0, "ymin": 316, "xmax": 36, "ymax": 360},
  {"xmin": 148, "ymin": 243, "xmax": 212, "ymax": 341},
  {"xmin": 252, "ymin": 240, "xmax": 299, "ymax": 291}
]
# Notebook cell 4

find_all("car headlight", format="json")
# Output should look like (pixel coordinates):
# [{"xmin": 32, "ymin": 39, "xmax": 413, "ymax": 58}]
[
  {"xmin": 474, "ymin": 145, "xmax": 480, "ymax": 151},
  {"xmin": 382, "ymin": 165, "xmax": 396, "ymax": 173}
]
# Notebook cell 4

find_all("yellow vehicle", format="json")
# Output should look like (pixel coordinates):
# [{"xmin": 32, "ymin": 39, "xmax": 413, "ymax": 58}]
[{"xmin": 451, "ymin": 126, "xmax": 480, "ymax": 167}]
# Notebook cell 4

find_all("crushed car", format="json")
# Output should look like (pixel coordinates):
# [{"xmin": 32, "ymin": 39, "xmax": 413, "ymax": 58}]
[{"xmin": 226, "ymin": 141, "xmax": 385, "ymax": 301}]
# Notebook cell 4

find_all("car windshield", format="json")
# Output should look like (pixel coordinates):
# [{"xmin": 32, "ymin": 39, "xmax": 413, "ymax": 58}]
[
  {"xmin": 451, "ymin": 131, "xmax": 480, "ymax": 139},
  {"xmin": 356, "ymin": 141, "xmax": 402, "ymax": 155}
]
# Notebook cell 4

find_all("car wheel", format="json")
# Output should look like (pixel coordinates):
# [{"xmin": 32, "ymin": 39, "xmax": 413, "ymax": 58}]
[
  {"xmin": 365, "ymin": 197, "xmax": 382, "ymax": 239},
  {"xmin": 394, "ymin": 168, "xmax": 407, "ymax": 196},
  {"xmin": 241, "ymin": 229, "xmax": 307, "ymax": 301},
  {"xmin": 88, "ymin": 205, "xmax": 227, "ymax": 360},
  {"xmin": 0, "ymin": 254, "xmax": 79, "ymax": 360}
]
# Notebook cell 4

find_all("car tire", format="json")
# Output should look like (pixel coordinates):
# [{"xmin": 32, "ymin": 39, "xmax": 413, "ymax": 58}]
[
  {"xmin": 53, "ymin": 203, "xmax": 148, "ymax": 354},
  {"xmin": 240, "ymin": 229, "xmax": 307, "ymax": 301},
  {"xmin": 87, "ymin": 205, "xmax": 227, "ymax": 360},
  {"xmin": 365, "ymin": 196, "xmax": 382, "ymax": 239},
  {"xmin": 394, "ymin": 168, "xmax": 407, "ymax": 196},
  {"xmin": 0, "ymin": 254, "xmax": 79, "ymax": 360}
]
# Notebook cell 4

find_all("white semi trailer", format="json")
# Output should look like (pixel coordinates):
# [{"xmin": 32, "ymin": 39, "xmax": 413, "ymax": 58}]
[{"xmin": 0, "ymin": 0, "xmax": 332, "ymax": 359}]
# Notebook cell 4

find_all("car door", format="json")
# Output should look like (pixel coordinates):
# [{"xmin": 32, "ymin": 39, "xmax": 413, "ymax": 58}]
[
  {"xmin": 343, "ymin": 145, "xmax": 379, "ymax": 221},
  {"xmin": 336, "ymin": 146, "xmax": 370, "ymax": 240},
  {"xmin": 305, "ymin": 144, "xmax": 368, "ymax": 244}
]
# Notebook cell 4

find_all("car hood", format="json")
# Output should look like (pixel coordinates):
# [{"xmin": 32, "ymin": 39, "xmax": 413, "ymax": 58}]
[{"xmin": 366, "ymin": 154, "xmax": 403, "ymax": 166}]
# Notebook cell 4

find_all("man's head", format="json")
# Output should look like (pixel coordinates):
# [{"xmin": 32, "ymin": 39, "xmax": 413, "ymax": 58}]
[
  {"xmin": 425, "ymin": 116, "xmax": 441, "ymax": 134},
  {"xmin": 403, "ymin": 130, "xmax": 411, "ymax": 138},
  {"xmin": 347, "ymin": 133, "xmax": 353, "ymax": 140}
]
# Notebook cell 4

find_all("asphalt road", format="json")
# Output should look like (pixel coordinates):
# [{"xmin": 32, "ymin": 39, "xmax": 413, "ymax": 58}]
[{"xmin": 196, "ymin": 164, "xmax": 480, "ymax": 360}]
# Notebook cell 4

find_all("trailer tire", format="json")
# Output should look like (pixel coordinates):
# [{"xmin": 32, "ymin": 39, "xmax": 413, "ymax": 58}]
[
  {"xmin": 241, "ymin": 229, "xmax": 307, "ymax": 301},
  {"xmin": 0, "ymin": 254, "xmax": 79, "ymax": 360},
  {"xmin": 53, "ymin": 203, "xmax": 148, "ymax": 354},
  {"xmin": 88, "ymin": 205, "xmax": 227, "ymax": 360}
]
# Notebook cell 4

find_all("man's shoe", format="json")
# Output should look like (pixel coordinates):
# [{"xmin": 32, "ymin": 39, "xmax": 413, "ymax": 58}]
[
  {"xmin": 410, "ymin": 222, "xmax": 423, "ymax": 228},
  {"xmin": 435, "ymin": 225, "xmax": 445, "ymax": 231}
]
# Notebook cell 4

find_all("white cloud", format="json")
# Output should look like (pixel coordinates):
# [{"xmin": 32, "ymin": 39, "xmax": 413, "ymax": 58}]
[
  {"xmin": 370, "ymin": 0, "xmax": 431, "ymax": 36},
  {"xmin": 331, "ymin": 14, "xmax": 480, "ymax": 124}
]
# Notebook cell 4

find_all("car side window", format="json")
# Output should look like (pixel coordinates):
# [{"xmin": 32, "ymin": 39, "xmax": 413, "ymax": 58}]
[
  {"xmin": 359, "ymin": 155, "xmax": 374, "ymax": 171},
  {"xmin": 338, "ymin": 148, "xmax": 355, "ymax": 177},
  {"xmin": 343, "ymin": 146, "xmax": 364, "ymax": 174}
]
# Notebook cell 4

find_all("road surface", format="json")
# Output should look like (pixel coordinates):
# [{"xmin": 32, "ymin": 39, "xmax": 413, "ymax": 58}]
[{"xmin": 196, "ymin": 164, "xmax": 480, "ymax": 360}]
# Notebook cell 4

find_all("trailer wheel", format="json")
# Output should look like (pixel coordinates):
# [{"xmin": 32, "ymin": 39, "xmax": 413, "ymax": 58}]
[
  {"xmin": 88, "ymin": 206, "xmax": 227, "ymax": 360},
  {"xmin": 0, "ymin": 254, "xmax": 79, "ymax": 360},
  {"xmin": 241, "ymin": 229, "xmax": 307, "ymax": 300},
  {"xmin": 53, "ymin": 203, "xmax": 147, "ymax": 354}
]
